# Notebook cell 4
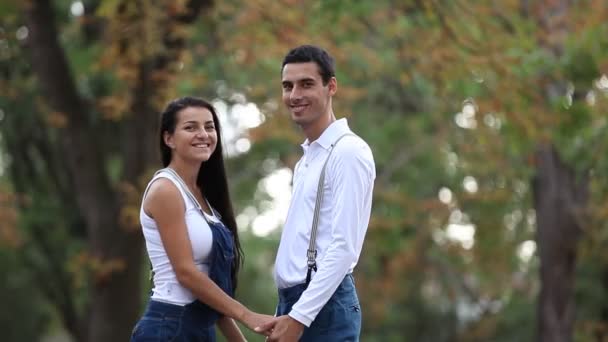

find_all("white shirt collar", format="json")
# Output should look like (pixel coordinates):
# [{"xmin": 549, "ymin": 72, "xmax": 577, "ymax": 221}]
[{"xmin": 301, "ymin": 118, "xmax": 350, "ymax": 151}]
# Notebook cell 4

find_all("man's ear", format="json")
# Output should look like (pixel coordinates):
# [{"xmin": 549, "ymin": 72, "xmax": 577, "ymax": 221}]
[{"xmin": 328, "ymin": 77, "xmax": 338, "ymax": 96}]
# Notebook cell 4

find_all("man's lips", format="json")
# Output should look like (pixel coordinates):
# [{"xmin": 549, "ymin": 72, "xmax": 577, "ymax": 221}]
[{"xmin": 290, "ymin": 104, "xmax": 308, "ymax": 113}]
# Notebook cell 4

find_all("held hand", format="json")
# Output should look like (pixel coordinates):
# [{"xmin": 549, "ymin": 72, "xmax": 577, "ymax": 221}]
[
  {"xmin": 240, "ymin": 310, "xmax": 275, "ymax": 333},
  {"xmin": 254, "ymin": 317, "xmax": 278, "ymax": 336},
  {"xmin": 257, "ymin": 315, "xmax": 304, "ymax": 342}
]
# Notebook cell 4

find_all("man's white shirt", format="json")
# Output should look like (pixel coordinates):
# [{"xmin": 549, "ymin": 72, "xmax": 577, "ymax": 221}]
[{"xmin": 273, "ymin": 118, "xmax": 376, "ymax": 327}]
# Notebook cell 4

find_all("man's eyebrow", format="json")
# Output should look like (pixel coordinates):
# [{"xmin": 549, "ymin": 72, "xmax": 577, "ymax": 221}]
[{"xmin": 282, "ymin": 77, "xmax": 316, "ymax": 84}]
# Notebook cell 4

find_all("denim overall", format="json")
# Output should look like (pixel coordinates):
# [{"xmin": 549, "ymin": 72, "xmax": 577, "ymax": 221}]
[{"xmin": 131, "ymin": 213, "xmax": 235, "ymax": 341}]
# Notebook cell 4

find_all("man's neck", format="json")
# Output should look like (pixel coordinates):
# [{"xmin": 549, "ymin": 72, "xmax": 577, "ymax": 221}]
[{"xmin": 303, "ymin": 112, "xmax": 336, "ymax": 143}]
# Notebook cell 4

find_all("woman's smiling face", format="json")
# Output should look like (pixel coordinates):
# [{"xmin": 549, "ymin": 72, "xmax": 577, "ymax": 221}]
[{"xmin": 164, "ymin": 106, "xmax": 218, "ymax": 163}]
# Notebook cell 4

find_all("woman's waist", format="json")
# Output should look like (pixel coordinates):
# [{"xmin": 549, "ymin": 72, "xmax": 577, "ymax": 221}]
[
  {"xmin": 143, "ymin": 299, "xmax": 219, "ymax": 326},
  {"xmin": 151, "ymin": 281, "xmax": 197, "ymax": 305},
  {"xmin": 151, "ymin": 266, "xmax": 209, "ymax": 302},
  {"xmin": 150, "ymin": 259, "xmax": 210, "ymax": 278}
]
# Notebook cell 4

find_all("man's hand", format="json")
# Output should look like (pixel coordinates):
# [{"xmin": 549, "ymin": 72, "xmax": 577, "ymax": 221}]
[{"xmin": 255, "ymin": 315, "xmax": 305, "ymax": 341}]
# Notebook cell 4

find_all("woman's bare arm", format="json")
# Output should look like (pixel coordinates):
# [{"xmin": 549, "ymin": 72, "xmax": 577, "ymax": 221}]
[
  {"xmin": 144, "ymin": 179, "xmax": 273, "ymax": 331},
  {"xmin": 217, "ymin": 316, "xmax": 246, "ymax": 341}
]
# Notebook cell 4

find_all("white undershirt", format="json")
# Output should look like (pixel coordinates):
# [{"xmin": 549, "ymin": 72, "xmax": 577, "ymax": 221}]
[
  {"xmin": 273, "ymin": 118, "xmax": 376, "ymax": 327},
  {"xmin": 140, "ymin": 171, "xmax": 219, "ymax": 306}
]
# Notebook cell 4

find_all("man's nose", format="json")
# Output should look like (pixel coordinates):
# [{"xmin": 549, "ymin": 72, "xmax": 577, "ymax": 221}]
[{"xmin": 290, "ymin": 86, "xmax": 303, "ymax": 101}]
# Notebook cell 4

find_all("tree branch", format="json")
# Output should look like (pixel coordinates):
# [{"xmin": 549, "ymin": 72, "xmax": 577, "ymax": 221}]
[
  {"xmin": 174, "ymin": 0, "xmax": 214, "ymax": 24},
  {"xmin": 429, "ymin": 0, "xmax": 478, "ymax": 54},
  {"xmin": 121, "ymin": 0, "xmax": 214, "ymax": 180},
  {"xmin": 24, "ymin": 0, "xmax": 86, "ymax": 127}
]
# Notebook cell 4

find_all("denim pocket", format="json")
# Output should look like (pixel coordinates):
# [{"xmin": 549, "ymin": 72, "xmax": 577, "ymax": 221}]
[
  {"xmin": 131, "ymin": 317, "xmax": 162, "ymax": 341},
  {"xmin": 307, "ymin": 281, "xmax": 361, "ymax": 336},
  {"xmin": 130, "ymin": 316, "xmax": 180, "ymax": 341},
  {"xmin": 331, "ymin": 285, "xmax": 360, "ymax": 311}
]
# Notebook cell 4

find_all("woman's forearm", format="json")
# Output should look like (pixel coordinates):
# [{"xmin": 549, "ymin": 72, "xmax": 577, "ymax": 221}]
[
  {"xmin": 175, "ymin": 265, "xmax": 274, "ymax": 331},
  {"xmin": 176, "ymin": 266, "xmax": 249, "ymax": 320},
  {"xmin": 217, "ymin": 316, "xmax": 246, "ymax": 342}
]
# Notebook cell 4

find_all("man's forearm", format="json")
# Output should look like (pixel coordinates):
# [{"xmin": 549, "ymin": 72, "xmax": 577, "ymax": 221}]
[{"xmin": 289, "ymin": 243, "xmax": 355, "ymax": 326}]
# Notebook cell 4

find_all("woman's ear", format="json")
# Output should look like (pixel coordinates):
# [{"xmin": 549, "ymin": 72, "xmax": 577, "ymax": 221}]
[{"xmin": 163, "ymin": 132, "xmax": 174, "ymax": 149}]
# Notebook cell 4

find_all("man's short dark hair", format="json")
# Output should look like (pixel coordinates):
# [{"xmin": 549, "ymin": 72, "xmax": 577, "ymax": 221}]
[{"xmin": 281, "ymin": 45, "xmax": 335, "ymax": 85}]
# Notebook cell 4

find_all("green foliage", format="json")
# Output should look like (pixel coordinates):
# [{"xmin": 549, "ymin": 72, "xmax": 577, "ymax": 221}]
[
  {"xmin": 1, "ymin": 0, "xmax": 608, "ymax": 341},
  {"xmin": 0, "ymin": 248, "xmax": 51, "ymax": 342}
]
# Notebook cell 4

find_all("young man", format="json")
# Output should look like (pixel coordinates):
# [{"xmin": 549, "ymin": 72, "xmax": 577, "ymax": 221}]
[{"xmin": 256, "ymin": 45, "xmax": 376, "ymax": 341}]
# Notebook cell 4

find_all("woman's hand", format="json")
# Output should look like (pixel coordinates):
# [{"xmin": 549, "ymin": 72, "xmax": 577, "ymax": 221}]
[{"xmin": 240, "ymin": 310, "xmax": 276, "ymax": 334}]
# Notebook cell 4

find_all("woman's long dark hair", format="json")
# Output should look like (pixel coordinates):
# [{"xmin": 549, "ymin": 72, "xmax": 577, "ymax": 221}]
[{"xmin": 159, "ymin": 96, "xmax": 243, "ymax": 292}]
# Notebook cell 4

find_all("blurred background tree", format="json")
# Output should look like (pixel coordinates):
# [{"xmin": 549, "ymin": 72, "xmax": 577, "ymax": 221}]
[{"xmin": 0, "ymin": 0, "xmax": 607, "ymax": 341}]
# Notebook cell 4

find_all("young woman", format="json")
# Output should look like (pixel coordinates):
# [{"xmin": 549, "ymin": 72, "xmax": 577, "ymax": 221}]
[{"xmin": 131, "ymin": 97, "xmax": 272, "ymax": 341}]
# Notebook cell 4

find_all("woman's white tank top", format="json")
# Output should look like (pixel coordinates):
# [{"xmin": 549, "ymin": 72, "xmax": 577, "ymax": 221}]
[{"xmin": 140, "ymin": 171, "xmax": 218, "ymax": 305}]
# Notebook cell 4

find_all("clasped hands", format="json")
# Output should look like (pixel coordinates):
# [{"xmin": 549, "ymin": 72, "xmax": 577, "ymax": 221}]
[{"xmin": 254, "ymin": 315, "xmax": 305, "ymax": 342}]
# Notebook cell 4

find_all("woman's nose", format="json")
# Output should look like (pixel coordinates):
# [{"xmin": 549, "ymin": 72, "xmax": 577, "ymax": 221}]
[{"xmin": 195, "ymin": 128, "xmax": 208, "ymax": 138}]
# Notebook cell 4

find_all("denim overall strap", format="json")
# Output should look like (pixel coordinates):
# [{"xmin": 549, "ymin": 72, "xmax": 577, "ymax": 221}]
[
  {"xmin": 169, "ymin": 220, "xmax": 235, "ymax": 341},
  {"xmin": 197, "ymin": 217, "xmax": 235, "ymax": 298},
  {"xmin": 187, "ymin": 218, "xmax": 235, "ymax": 324}
]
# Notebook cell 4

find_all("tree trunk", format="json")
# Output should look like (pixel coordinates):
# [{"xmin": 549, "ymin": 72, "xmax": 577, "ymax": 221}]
[
  {"xmin": 23, "ymin": 0, "xmax": 212, "ymax": 340},
  {"xmin": 526, "ymin": 1, "xmax": 590, "ymax": 341},
  {"xmin": 533, "ymin": 145, "xmax": 587, "ymax": 342},
  {"xmin": 24, "ymin": 1, "xmax": 143, "ymax": 340},
  {"xmin": 597, "ymin": 269, "xmax": 608, "ymax": 341}
]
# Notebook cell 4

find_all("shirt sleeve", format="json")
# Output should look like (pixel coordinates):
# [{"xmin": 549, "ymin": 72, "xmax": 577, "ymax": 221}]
[{"xmin": 288, "ymin": 140, "xmax": 375, "ymax": 326}]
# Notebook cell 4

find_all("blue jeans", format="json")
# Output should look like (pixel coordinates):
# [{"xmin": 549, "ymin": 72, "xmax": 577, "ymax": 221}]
[
  {"xmin": 276, "ymin": 274, "xmax": 361, "ymax": 341},
  {"xmin": 130, "ymin": 300, "xmax": 215, "ymax": 341}
]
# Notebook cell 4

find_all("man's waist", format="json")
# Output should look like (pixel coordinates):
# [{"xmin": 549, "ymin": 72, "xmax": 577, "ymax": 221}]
[
  {"xmin": 277, "ymin": 273, "xmax": 355, "ymax": 303},
  {"xmin": 275, "ymin": 265, "xmax": 356, "ymax": 289}
]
